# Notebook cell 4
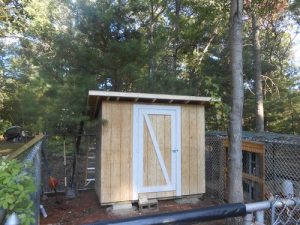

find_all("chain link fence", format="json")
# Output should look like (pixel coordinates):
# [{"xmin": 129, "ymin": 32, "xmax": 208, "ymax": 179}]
[
  {"xmin": 243, "ymin": 196, "xmax": 300, "ymax": 225},
  {"xmin": 3, "ymin": 136, "xmax": 94, "ymax": 225},
  {"xmin": 41, "ymin": 134, "xmax": 96, "ymax": 193},
  {"xmin": 205, "ymin": 135, "xmax": 226, "ymax": 202},
  {"xmin": 24, "ymin": 141, "xmax": 42, "ymax": 225},
  {"xmin": 272, "ymin": 196, "xmax": 300, "ymax": 225},
  {"xmin": 265, "ymin": 142, "xmax": 300, "ymax": 199},
  {"xmin": 16, "ymin": 141, "xmax": 43, "ymax": 225},
  {"xmin": 205, "ymin": 132, "xmax": 300, "ymax": 224}
]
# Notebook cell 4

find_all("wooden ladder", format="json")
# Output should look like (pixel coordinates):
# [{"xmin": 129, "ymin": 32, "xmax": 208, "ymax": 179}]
[{"xmin": 84, "ymin": 136, "xmax": 96, "ymax": 187}]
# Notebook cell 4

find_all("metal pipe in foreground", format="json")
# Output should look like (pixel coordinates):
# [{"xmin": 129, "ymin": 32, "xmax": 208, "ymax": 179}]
[
  {"xmin": 245, "ymin": 197, "xmax": 300, "ymax": 213},
  {"xmin": 255, "ymin": 210, "xmax": 264, "ymax": 224},
  {"xmin": 245, "ymin": 200, "xmax": 271, "ymax": 213},
  {"xmin": 87, "ymin": 203, "xmax": 246, "ymax": 225}
]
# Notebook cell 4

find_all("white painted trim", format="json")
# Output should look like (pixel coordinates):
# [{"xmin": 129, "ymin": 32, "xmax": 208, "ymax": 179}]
[
  {"xmin": 139, "ymin": 185, "xmax": 175, "ymax": 193},
  {"xmin": 132, "ymin": 104, "xmax": 181, "ymax": 197},
  {"xmin": 175, "ymin": 107, "xmax": 181, "ymax": 196},
  {"xmin": 89, "ymin": 90, "xmax": 213, "ymax": 103},
  {"xmin": 144, "ymin": 114, "xmax": 171, "ymax": 186},
  {"xmin": 132, "ymin": 104, "xmax": 181, "ymax": 111},
  {"xmin": 138, "ymin": 109, "xmax": 145, "ymax": 193}
]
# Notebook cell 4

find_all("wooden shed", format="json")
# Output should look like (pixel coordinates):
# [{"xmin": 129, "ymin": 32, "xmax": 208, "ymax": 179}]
[{"xmin": 88, "ymin": 91, "xmax": 212, "ymax": 205}]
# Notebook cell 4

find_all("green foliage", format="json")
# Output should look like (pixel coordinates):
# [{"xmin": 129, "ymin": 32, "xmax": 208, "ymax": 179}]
[
  {"xmin": 0, "ymin": 120, "xmax": 12, "ymax": 134},
  {"xmin": 46, "ymin": 135, "xmax": 75, "ymax": 154},
  {"xmin": 0, "ymin": 159, "xmax": 35, "ymax": 225},
  {"xmin": 0, "ymin": 0, "xmax": 31, "ymax": 37},
  {"xmin": 0, "ymin": 0, "xmax": 299, "ymax": 135}
]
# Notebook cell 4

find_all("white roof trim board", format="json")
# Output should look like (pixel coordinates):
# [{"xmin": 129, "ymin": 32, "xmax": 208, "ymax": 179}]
[
  {"xmin": 89, "ymin": 90, "xmax": 213, "ymax": 103},
  {"xmin": 88, "ymin": 90, "xmax": 216, "ymax": 117}
]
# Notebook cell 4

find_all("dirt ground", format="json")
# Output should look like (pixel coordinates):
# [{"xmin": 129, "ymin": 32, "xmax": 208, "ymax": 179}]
[{"xmin": 40, "ymin": 190, "xmax": 226, "ymax": 225}]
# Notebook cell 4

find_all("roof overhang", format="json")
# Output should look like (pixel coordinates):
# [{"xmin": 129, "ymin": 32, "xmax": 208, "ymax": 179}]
[{"xmin": 88, "ymin": 90, "xmax": 216, "ymax": 118}]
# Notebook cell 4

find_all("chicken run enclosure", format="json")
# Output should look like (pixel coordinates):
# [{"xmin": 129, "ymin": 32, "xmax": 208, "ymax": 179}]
[
  {"xmin": 41, "ymin": 130, "xmax": 300, "ymax": 206},
  {"xmin": 205, "ymin": 131, "xmax": 300, "ymax": 203}
]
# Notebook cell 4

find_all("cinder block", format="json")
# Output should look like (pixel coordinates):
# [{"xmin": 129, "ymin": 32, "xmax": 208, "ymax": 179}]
[
  {"xmin": 112, "ymin": 202, "xmax": 133, "ymax": 210},
  {"xmin": 139, "ymin": 198, "xmax": 158, "ymax": 212}
]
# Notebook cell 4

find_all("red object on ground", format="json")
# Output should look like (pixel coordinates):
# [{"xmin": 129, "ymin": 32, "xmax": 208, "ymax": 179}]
[{"xmin": 48, "ymin": 176, "xmax": 59, "ymax": 190}]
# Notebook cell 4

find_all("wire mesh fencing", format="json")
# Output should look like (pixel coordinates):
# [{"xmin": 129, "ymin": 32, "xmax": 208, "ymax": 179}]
[
  {"xmin": 22, "ymin": 141, "xmax": 43, "ymax": 225},
  {"xmin": 271, "ymin": 196, "xmax": 300, "ymax": 225},
  {"xmin": 206, "ymin": 134, "xmax": 300, "ymax": 199},
  {"xmin": 205, "ymin": 132, "xmax": 300, "ymax": 224},
  {"xmin": 205, "ymin": 135, "xmax": 226, "ymax": 202},
  {"xmin": 41, "ymin": 134, "xmax": 96, "ymax": 193},
  {"xmin": 243, "ymin": 196, "xmax": 300, "ymax": 225},
  {"xmin": 265, "ymin": 142, "xmax": 300, "ymax": 199}
]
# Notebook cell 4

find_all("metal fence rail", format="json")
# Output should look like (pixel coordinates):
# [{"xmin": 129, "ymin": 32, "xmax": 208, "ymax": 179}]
[
  {"xmin": 84, "ymin": 197, "xmax": 300, "ymax": 225},
  {"xmin": 87, "ymin": 203, "xmax": 247, "ymax": 225},
  {"xmin": 244, "ymin": 197, "xmax": 300, "ymax": 225},
  {"xmin": 271, "ymin": 197, "xmax": 300, "ymax": 225}
]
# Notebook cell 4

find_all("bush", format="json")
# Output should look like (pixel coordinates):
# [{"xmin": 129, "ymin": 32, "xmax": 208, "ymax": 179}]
[
  {"xmin": 0, "ymin": 159, "xmax": 35, "ymax": 225},
  {"xmin": 0, "ymin": 120, "xmax": 12, "ymax": 135}
]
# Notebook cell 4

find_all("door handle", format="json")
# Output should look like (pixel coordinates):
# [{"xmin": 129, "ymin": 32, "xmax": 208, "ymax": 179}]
[{"xmin": 172, "ymin": 149, "xmax": 179, "ymax": 153}]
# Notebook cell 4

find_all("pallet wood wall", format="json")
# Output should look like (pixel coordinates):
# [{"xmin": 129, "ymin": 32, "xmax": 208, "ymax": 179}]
[{"xmin": 98, "ymin": 101, "xmax": 205, "ymax": 204}]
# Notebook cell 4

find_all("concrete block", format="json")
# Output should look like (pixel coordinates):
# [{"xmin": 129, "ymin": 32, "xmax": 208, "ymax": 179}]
[
  {"xmin": 139, "ymin": 198, "xmax": 158, "ymax": 212},
  {"xmin": 112, "ymin": 202, "xmax": 133, "ymax": 211},
  {"xmin": 107, "ymin": 202, "xmax": 137, "ymax": 216}
]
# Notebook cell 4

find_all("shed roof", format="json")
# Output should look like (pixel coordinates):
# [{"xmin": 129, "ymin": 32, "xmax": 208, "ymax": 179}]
[{"xmin": 88, "ymin": 90, "xmax": 214, "ymax": 118}]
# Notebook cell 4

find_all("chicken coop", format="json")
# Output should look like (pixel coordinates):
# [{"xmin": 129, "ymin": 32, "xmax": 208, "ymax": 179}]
[
  {"xmin": 88, "ymin": 91, "xmax": 212, "ymax": 205},
  {"xmin": 205, "ymin": 131, "xmax": 300, "ymax": 203}
]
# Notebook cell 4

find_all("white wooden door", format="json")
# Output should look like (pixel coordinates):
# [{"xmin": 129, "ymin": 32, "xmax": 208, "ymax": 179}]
[{"xmin": 133, "ymin": 105, "xmax": 181, "ymax": 199}]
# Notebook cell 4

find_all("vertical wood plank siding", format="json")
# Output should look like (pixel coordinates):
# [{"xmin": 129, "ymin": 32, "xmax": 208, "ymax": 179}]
[
  {"xmin": 181, "ymin": 105, "xmax": 205, "ymax": 195},
  {"xmin": 99, "ymin": 102, "xmax": 205, "ymax": 204},
  {"xmin": 197, "ymin": 106, "xmax": 206, "ymax": 193},
  {"xmin": 101, "ymin": 102, "xmax": 112, "ymax": 203},
  {"xmin": 101, "ymin": 101, "xmax": 133, "ymax": 203}
]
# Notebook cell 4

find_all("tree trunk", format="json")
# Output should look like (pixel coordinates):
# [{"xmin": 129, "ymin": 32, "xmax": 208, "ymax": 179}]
[
  {"xmin": 172, "ymin": 0, "xmax": 180, "ymax": 74},
  {"xmin": 228, "ymin": 0, "xmax": 244, "ymax": 207},
  {"xmin": 149, "ymin": 0, "xmax": 155, "ymax": 79},
  {"xmin": 252, "ymin": 13, "xmax": 264, "ymax": 132},
  {"xmin": 70, "ymin": 121, "xmax": 84, "ymax": 187}
]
